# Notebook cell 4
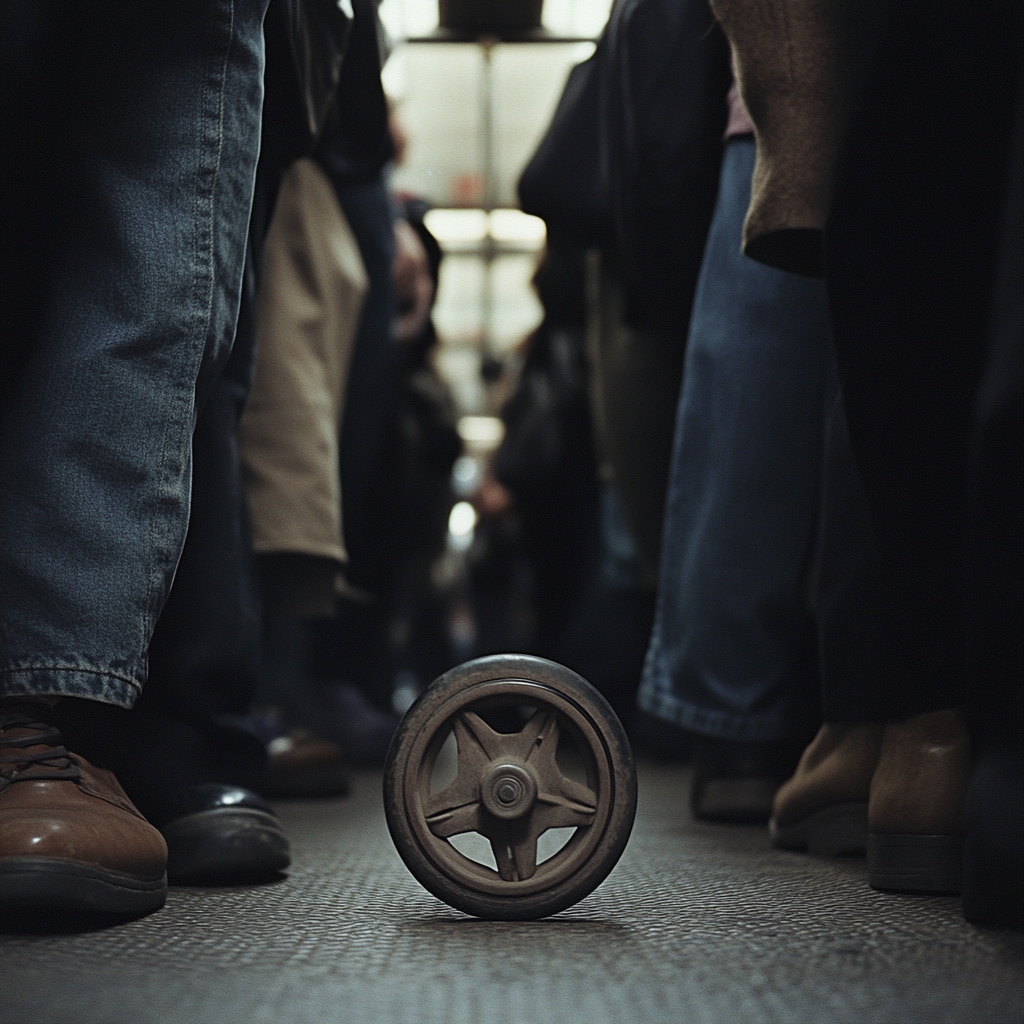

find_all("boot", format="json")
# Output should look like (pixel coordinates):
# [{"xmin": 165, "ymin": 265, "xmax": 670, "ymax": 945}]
[
  {"xmin": 868, "ymin": 708, "xmax": 970, "ymax": 894},
  {"xmin": 770, "ymin": 722, "xmax": 882, "ymax": 855}
]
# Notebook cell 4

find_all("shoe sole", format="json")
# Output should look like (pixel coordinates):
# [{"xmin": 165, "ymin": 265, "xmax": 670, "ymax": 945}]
[
  {"xmin": 162, "ymin": 807, "xmax": 291, "ymax": 885},
  {"xmin": 770, "ymin": 802, "xmax": 868, "ymax": 856},
  {"xmin": 0, "ymin": 857, "xmax": 167, "ymax": 916},
  {"xmin": 868, "ymin": 832, "xmax": 963, "ymax": 894}
]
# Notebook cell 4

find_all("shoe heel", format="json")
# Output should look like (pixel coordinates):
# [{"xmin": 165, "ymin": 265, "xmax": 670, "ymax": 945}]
[
  {"xmin": 770, "ymin": 802, "xmax": 867, "ymax": 856},
  {"xmin": 868, "ymin": 833, "xmax": 963, "ymax": 894}
]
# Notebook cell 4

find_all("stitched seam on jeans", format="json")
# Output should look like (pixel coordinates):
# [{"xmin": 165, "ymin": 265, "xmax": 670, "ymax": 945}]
[
  {"xmin": 204, "ymin": 0, "xmax": 234, "ymax": 343},
  {"xmin": 142, "ymin": 0, "xmax": 237, "ymax": 671},
  {"xmin": 0, "ymin": 666, "xmax": 142, "ymax": 690}
]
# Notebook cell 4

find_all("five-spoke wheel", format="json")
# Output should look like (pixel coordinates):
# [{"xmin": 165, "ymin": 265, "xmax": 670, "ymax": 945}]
[{"xmin": 383, "ymin": 654, "xmax": 637, "ymax": 919}]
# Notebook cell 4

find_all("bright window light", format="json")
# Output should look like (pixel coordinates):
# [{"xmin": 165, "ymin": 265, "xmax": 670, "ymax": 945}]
[
  {"xmin": 457, "ymin": 416, "xmax": 505, "ymax": 446},
  {"xmin": 489, "ymin": 209, "xmax": 546, "ymax": 245},
  {"xmin": 379, "ymin": 0, "xmax": 438, "ymax": 39},
  {"xmin": 424, "ymin": 209, "xmax": 546, "ymax": 249},
  {"xmin": 448, "ymin": 500, "xmax": 478, "ymax": 538},
  {"xmin": 424, "ymin": 208, "xmax": 489, "ymax": 245},
  {"xmin": 380, "ymin": 0, "xmax": 613, "ymax": 40}
]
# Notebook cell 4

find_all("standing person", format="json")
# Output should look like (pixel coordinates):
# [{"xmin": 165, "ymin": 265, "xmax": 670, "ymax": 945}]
[
  {"xmin": 637, "ymin": 82, "xmax": 828, "ymax": 822},
  {"xmin": 517, "ymin": 0, "xmax": 732, "ymax": 728},
  {"xmin": 750, "ymin": 2, "xmax": 1023, "ymax": 913},
  {"xmin": 0, "ymin": 0, "xmax": 269, "ymax": 918},
  {"xmin": 296, "ymin": 0, "xmax": 404, "ymax": 724}
]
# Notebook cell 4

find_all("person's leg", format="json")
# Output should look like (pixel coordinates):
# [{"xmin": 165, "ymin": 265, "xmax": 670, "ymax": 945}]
[
  {"xmin": 638, "ymin": 136, "xmax": 827, "ymax": 819},
  {"xmin": 768, "ymin": 379, "xmax": 886, "ymax": 858},
  {"xmin": 334, "ymin": 175, "xmax": 400, "ymax": 591},
  {"xmin": 962, "ymin": 66, "xmax": 1023, "ymax": 929},
  {"xmin": 0, "ymin": 0, "xmax": 267, "ymax": 915},
  {"xmin": 259, "ymin": 171, "xmax": 403, "ymax": 757},
  {"xmin": 0, "ymin": 0, "xmax": 266, "ymax": 707},
  {"xmin": 824, "ymin": 5, "xmax": 1020, "ymax": 724},
  {"xmin": 144, "ymin": 346, "xmax": 262, "ymax": 728},
  {"xmin": 781, "ymin": 1, "xmax": 1023, "ymax": 895},
  {"xmin": 53, "ymin": 353, "xmax": 291, "ymax": 884},
  {"xmin": 307, "ymin": 173, "xmax": 400, "ymax": 701}
]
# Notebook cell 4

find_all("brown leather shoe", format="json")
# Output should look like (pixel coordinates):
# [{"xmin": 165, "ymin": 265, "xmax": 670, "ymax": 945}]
[
  {"xmin": 868, "ymin": 708, "xmax": 970, "ymax": 895},
  {"xmin": 0, "ymin": 703, "xmax": 168, "ymax": 916},
  {"xmin": 770, "ymin": 723, "xmax": 883, "ymax": 855}
]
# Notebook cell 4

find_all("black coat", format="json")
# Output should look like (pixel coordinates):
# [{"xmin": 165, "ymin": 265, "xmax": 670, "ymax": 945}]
[
  {"xmin": 604, "ymin": 0, "xmax": 731, "ymax": 335},
  {"xmin": 519, "ymin": 0, "xmax": 731, "ymax": 336}
]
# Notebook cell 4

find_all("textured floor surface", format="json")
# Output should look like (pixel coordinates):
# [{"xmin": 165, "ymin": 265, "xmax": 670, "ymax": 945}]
[{"xmin": 2, "ymin": 762, "xmax": 1022, "ymax": 1024}]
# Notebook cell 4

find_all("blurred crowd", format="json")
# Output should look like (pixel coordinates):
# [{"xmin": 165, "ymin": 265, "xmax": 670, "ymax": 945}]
[{"xmin": 1, "ymin": 0, "xmax": 1020, "ymax": 934}]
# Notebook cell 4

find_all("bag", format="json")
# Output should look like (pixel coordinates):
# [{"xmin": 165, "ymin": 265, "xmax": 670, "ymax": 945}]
[{"xmin": 494, "ymin": 326, "xmax": 592, "ymax": 493}]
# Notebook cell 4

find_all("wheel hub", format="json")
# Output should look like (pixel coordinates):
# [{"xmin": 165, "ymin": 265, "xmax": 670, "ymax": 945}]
[{"xmin": 480, "ymin": 761, "xmax": 537, "ymax": 820}]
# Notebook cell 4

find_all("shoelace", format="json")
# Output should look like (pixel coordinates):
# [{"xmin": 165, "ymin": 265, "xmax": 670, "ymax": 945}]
[{"xmin": 0, "ymin": 712, "xmax": 83, "ymax": 794}]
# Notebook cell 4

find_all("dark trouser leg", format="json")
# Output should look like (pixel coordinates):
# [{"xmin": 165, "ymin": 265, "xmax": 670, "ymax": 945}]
[
  {"xmin": 962, "ymin": 68, "xmax": 1024, "ymax": 928},
  {"xmin": 824, "ymin": 3, "xmax": 1022, "ymax": 719},
  {"xmin": 308, "ymin": 174, "xmax": 398, "ymax": 699},
  {"xmin": 813, "ymin": 384, "xmax": 885, "ymax": 723}
]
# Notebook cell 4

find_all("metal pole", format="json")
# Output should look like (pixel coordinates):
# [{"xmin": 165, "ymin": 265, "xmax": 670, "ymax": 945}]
[{"xmin": 479, "ymin": 36, "xmax": 497, "ymax": 355}]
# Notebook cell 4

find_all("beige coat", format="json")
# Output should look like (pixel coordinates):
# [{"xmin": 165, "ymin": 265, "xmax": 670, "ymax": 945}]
[{"xmin": 239, "ymin": 158, "xmax": 367, "ymax": 575}]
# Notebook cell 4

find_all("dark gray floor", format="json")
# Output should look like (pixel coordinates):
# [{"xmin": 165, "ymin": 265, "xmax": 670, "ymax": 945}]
[{"xmin": 2, "ymin": 763, "xmax": 1022, "ymax": 1024}]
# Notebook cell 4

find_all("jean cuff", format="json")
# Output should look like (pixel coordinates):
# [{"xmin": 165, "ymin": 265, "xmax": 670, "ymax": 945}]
[
  {"xmin": 637, "ymin": 681, "xmax": 793, "ymax": 743},
  {"xmin": 0, "ymin": 665, "xmax": 141, "ymax": 709}
]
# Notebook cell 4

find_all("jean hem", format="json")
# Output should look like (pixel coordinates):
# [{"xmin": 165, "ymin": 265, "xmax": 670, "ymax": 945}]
[
  {"xmin": 637, "ymin": 681, "xmax": 794, "ymax": 743},
  {"xmin": 0, "ymin": 667, "xmax": 142, "ymax": 709}
]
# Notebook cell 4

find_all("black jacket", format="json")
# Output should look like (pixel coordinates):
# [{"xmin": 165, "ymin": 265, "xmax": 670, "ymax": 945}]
[
  {"xmin": 519, "ymin": 0, "xmax": 731, "ymax": 336},
  {"xmin": 604, "ymin": 0, "xmax": 731, "ymax": 334}
]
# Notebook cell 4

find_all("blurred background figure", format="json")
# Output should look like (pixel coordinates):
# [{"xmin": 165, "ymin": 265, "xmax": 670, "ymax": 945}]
[
  {"xmin": 491, "ymin": 243, "xmax": 599, "ymax": 670},
  {"xmin": 247, "ymin": 0, "xmax": 464, "ymax": 768}
]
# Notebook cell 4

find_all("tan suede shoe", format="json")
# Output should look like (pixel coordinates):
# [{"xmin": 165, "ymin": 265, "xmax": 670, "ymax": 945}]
[
  {"xmin": 868, "ymin": 708, "xmax": 970, "ymax": 895},
  {"xmin": 769, "ymin": 723, "xmax": 882, "ymax": 855},
  {"xmin": 0, "ymin": 705, "xmax": 168, "ymax": 916}
]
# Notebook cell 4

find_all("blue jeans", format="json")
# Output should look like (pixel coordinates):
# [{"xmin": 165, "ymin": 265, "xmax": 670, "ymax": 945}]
[
  {"xmin": 638, "ymin": 137, "xmax": 831, "ymax": 742},
  {"xmin": 0, "ymin": 0, "xmax": 267, "ymax": 708}
]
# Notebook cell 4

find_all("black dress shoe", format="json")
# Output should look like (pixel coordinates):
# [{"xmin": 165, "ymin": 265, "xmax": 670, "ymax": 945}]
[
  {"xmin": 691, "ymin": 735, "xmax": 805, "ymax": 824},
  {"xmin": 48, "ymin": 704, "xmax": 289, "ymax": 884},
  {"xmin": 155, "ymin": 784, "xmax": 290, "ymax": 885}
]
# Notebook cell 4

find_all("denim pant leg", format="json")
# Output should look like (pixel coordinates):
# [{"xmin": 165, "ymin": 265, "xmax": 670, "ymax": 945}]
[
  {"xmin": 0, "ymin": 0, "xmax": 267, "ymax": 708},
  {"xmin": 638, "ymin": 136, "xmax": 830, "ymax": 742}
]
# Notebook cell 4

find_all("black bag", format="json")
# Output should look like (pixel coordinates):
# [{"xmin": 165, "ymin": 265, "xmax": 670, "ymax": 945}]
[{"xmin": 494, "ymin": 326, "xmax": 592, "ymax": 493}]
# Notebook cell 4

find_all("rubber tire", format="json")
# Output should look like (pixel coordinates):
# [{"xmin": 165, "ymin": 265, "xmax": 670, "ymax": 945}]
[{"xmin": 384, "ymin": 654, "xmax": 637, "ymax": 920}]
